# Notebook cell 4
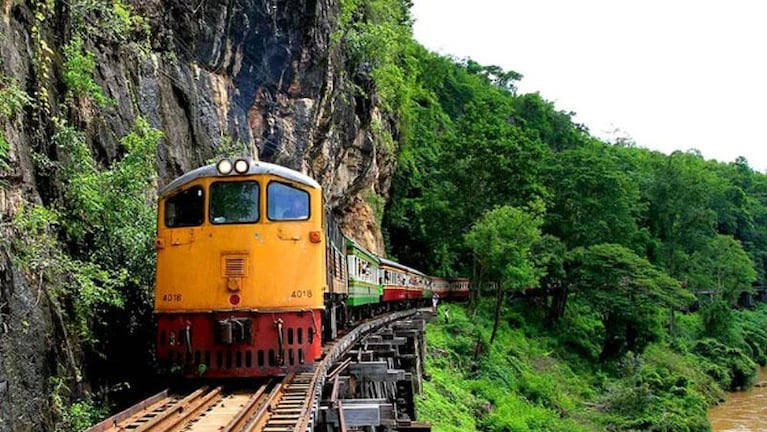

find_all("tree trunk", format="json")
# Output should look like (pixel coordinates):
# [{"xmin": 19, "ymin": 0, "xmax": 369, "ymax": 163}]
[
  {"xmin": 471, "ymin": 264, "xmax": 484, "ymax": 319},
  {"xmin": 548, "ymin": 282, "xmax": 568, "ymax": 322},
  {"xmin": 490, "ymin": 282, "xmax": 504, "ymax": 345}
]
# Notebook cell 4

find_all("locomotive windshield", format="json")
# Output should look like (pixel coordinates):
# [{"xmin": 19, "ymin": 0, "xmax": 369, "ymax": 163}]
[
  {"xmin": 164, "ymin": 186, "xmax": 204, "ymax": 227},
  {"xmin": 210, "ymin": 181, "xmax": 260, "ymax": 224},
  {"xmin": 267, "ymin": 182, "xmax": 310, "ymax": 220}
]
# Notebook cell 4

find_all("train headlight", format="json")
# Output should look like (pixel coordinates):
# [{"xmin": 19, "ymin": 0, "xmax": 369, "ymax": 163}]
[
  {"xmin": 234, "ymin": 158, "xmax": 249, "ymax": 174},
  {"xmin": 217, "ymin": 158, "xmax": 233, "ymax": 175}
]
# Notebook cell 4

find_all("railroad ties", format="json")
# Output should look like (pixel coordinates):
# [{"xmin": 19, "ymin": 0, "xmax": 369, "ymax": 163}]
[
  {"xmin": 86, "ymin": 309, "xmax": 432, "ymax": 432},
  {"xmin": 86, "ymin": 381, "xmax": 278, "ymax": 432},
  {"xmin": 315, "ymin": 310, "xmax": 431, "ymax": 431}
]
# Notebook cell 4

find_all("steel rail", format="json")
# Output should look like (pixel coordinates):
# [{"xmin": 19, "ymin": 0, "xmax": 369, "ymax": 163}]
[{"xmin": 220, "ymin": 381, "xmax": 270, "ymax": 432}]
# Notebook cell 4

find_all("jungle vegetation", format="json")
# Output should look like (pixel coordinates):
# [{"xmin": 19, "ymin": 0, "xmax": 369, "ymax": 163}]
[{"xmin": 357, "ymin": 1, "xmax": 767, "ymax": 430}]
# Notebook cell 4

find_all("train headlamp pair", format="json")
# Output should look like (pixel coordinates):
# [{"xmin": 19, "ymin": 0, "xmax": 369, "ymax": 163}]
[{"xmin": 216, "ymin": 158, "xmax": 250, "ymax": 175}]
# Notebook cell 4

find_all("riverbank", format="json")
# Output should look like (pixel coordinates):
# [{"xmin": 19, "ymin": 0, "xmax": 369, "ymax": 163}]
[{"xmin": 418, "ymin": 300, "xmax": 767, "ymax": 431}]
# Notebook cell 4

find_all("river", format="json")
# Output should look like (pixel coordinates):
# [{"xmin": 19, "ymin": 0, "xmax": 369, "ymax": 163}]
[{"xmin": 709, "ymin": 367, "xmax": 767, "ymax": 431}]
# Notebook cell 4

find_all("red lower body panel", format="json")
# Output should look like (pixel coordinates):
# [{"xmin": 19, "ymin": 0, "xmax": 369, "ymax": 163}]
[
  {"xmin": 156, "ymin": 309, "xmax": 322, "ymax": 378},
  {"xmin": 382, "ymin": 286, "xmax": 407, "ymax": 302},
  {"xmin": 451, "ymin": 290, "xmax": 470, "ymax": 301},
  {"xmin": 407, "ymin": 288, "xmax": 423, "ymax": 300}
]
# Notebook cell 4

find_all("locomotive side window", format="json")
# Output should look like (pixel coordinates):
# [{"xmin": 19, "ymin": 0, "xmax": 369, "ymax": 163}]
[
  {"xmin": 210, "ymin": 181, "xmax": 260, "ymax": 224},
  {"xmin": 348, "ymin": 256, "xmax": 358, "ymax": 279},
  {"xmin": 267, "ymin": 182, "xmax": 310, "ymax": 221},
  {"xmin": 165, "ymin": 186, "xmax": 205, "ymax": 227}
]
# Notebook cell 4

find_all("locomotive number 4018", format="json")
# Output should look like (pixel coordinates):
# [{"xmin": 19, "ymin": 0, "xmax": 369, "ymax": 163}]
[
  {"xmin": 290, "ymin": 290, "xmax": 313, "ymax": 298},
  {"xmin": 162, "ymin": 293, "xmax": 182, "ymax": 302}
]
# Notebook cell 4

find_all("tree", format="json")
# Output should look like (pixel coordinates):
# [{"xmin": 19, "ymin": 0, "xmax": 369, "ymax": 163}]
[
  {"xmin": 566, "ymin": 244, "xmax": 693, "ymax": 361},
  {"xmin": 543, "ymin": 143, "xmax": 642, "ymax": 250},
  {"xmin": 465, "ymin": 205, "xmax": 543, "ymax": 345},
  {"xmin": 644, "ymin": 151, "xmax": 720, "ymax": 276},
  {"xmin": 684, "ymin": 234, "xmax": 756, "ymax": 304}
]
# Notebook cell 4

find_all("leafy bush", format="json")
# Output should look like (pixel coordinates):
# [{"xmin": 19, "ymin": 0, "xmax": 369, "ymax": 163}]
[
  {"xmin": 0, "ymin": 74, "xmax": 32, "ymax": 118},
  {"xmin": 51, "ymin": 377, "xmax": 109, "ymax": 432},
  {"xmin": 338, "ymin": 0, "xmax": 417, "ymax": 115},
  {"xmin": 692, "ymin": 338, "xmax": 756, "ymax": 390},
  {"xmin": 0, "ymin": 73, "xmax": 32, "ymax": 171},
  {"xmin": 69, "ymin": 0, "xmax": 150, "ymax": 45},
  {"xmin": 595, "ymin": 345, "xmax": 717, "ymax": 431},
  {"xmin": 62, "ymin": 37, "xmax": 110, "ymax": 107}
]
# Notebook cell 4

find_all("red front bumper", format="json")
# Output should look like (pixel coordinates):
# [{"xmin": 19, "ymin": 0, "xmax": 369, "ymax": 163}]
[{"xmin": 156, "ymin": 310, "xmax": 322, "ymax": 378}]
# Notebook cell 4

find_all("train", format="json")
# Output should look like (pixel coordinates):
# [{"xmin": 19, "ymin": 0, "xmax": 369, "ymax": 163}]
[{"xmin": 153, "ymin": 157, "xmax": 470, "ymax": 378}]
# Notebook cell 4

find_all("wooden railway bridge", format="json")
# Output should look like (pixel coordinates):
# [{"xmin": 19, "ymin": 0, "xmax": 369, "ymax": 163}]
[{"xmin": 87, "ymin": 309, "xmax": 432, "ymax": 432}]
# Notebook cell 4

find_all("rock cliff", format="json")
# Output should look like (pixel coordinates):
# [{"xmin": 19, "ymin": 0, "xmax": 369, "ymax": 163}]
[{"xmin": 0, "ymin": 0, "xmax": 396, "ymax": 429}]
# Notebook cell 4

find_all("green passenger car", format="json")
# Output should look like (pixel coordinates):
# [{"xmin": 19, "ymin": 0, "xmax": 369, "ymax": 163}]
[{"xmin": 345, "ymin": 239, "xmax": 382, "ymax": 306}]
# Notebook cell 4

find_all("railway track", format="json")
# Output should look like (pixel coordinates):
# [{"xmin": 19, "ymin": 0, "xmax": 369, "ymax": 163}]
[
  {"xmin": 87, "ymin": 380, "xmax": 275, "ymax": 432},
  {"xmin": 88, "ymin": 309, "xmax": 421, "ymax": 432}
]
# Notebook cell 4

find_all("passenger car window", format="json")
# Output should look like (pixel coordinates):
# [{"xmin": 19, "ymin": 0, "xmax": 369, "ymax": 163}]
[
  {"xmin": 210, "ymin": 181, "xmax": 260, "ymax": 224},
  {"xmin": 165, "ymin": 186, "xmax": 204, "ymax": 227},
  {"xmin": 267, "ymin": 182, "xmax": 310, "ymax": 220}
]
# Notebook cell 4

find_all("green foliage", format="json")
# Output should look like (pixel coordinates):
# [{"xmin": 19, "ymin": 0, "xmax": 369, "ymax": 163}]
[
  {"xmin": 465, "ymin": 205, "xmax": 543, "ymax": 291},
  {"xmin": 597, "ymin": 346, "xmax": 717, "ymax": 431},
  {"xmin": 0, "ymin": 74, "xmax": 33, "ymax": 118},
  {"xmin": 12, "ymin": 204, "xmax": 64, "ymax": 275},
  {"xmin": 0, "ymin": 74, "xmax": 32, "ymax": 171},
  {"xmin": 364, "ymin": 189, "xmax": 386, "ymax": 228},
  {"xmin": 419, "ymin": 302, "xmax": 755, "ymax": 431},
  {"xmin": 693, "ymin": 338, "xmax": 756, "ymax": 390},
  {"xmin": 684, "ymin": 234, "xmax": 756, "ymax": 303},
  {"xmin": 700, "ymin": 300, "xmax": 737, "ymax": 342},
  {"xmin": 465, "ymin": 205, "xmax": 543, "ymax": 344},
  {"xmin": 566, "ymin": 244, "xmax": 693, "ymax": 360},
  {"xmin": 420, "ymin": 305, "xmax": 594, "ymax": 432},
  {"xmin": 207, "ymin": 136, "xmax": 250, "ymax": 163},
  {"xmin": 69, "ymin": 0, "xmax": 150, "ymax": 46},
  {"xmin": 51, "ymin": 377, "xmax": 108, "ymax": 432},
  {"xmin": 511, "ymin": 93, "xmax": 588, "ymax": 150},
  {"xmin": 555, "ymin": 300, "xmax": 604, "ymax": 362},
  {"xmin": 543, "ymin": 143, "xmax": 643, "ymax": 249},
  {"xmin": 339, "ymin": 0, "xmax": 417, "ymax": 114},
  {"xmin": 385, "ymin": 49, "xmax": 548, "ymax": 274},
  {"xmin": 62, "ymin": 37, "xmax": 110, "ymax": 107},
  {"xmin": 368, "ymin": 6, "xmax": 767, "ymax": 431},
  {"xmin": 12, "ymin": 116, "xmax": 160, "ymax": 347},
  {"xmin": 55, "ymin": 116, "xmax": 161, "ymax": 284},
  {"xmin": 12, "ymin": 204, "xmax": 124, "ymax": 342},
  {"xmin": 0, "ymin": 134, "xmax": 10, "ymax": 172},
  {"xmin": 644, "ymin": 151, "xmax": 721, "ymax": 276}
]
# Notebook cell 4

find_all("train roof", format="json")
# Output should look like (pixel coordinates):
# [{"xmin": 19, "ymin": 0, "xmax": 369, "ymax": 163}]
[
  {"xmin": 159, "ymin": 158, "xmax": 321, "ymax": 197},
  {"xmin": 379, "ymin": 257, "xmax": 426, "ymax": 276},
  {"xmin": 345, "ymin": 238, "xmax": 380, "ymax": 263}
]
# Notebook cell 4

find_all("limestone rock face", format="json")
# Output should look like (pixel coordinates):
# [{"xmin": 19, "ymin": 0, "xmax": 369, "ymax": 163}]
[{"xmin": 0, "ymin": 0, "xmax": 396, "ymax": 429}]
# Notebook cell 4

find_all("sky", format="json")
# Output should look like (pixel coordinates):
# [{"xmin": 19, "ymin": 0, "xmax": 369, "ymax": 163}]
[{"xmin": 411, "ymin": 0, "xmax": 767, "ymax": 172}]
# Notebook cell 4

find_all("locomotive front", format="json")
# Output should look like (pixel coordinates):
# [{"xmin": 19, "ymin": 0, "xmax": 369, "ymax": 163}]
[{"xmin": 154, "ymin": 158, "xmax": 326, "ymax": 377}]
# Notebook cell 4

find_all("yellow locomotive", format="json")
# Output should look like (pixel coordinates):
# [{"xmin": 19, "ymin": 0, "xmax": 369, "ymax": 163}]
[{"xmin": 154, "ymin": 158, "xmax": 325, "ymax": 377}]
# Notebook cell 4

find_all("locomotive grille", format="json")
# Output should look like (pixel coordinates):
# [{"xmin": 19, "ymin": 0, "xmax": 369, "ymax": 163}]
[{"xmin": 225, "ymin": 257, "xmax": 246, "ymax": 276}]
